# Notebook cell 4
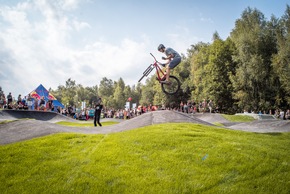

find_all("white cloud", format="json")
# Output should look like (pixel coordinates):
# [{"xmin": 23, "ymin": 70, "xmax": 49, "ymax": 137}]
[
  {"xmin": 59, "ymin": 0, "xmax": 81, "ymax": 10},
  {"xmin": 73, "ymin": 20, "xmax": 90, "ymax": 31},
  {"xmin": 200, "ymin": 17, "xmax": 213, "ymax": 23},
  {"xmin": 0, "ymin": 0, "xmax": 152, "ymax": 97}
]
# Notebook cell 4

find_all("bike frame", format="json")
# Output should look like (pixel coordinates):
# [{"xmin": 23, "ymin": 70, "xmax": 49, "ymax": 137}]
[
  {"xmin": 138, "ymin": 53, "xmax": 166, "ymax": 82},
  {"xmin": 150, "ymin": 53, "xmax": 166, "ymax": 81}
]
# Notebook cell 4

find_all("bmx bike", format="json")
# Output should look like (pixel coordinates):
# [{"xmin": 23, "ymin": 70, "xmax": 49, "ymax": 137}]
[{"xmin": 138, "ymin": 53, "xmax": 181, "ymax": 95}]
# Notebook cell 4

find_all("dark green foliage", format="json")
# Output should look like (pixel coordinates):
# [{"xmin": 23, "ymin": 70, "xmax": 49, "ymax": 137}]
[
  {"xmin": 46, "ymin": 5, "xmax": 289, "ymax": 112},
  {"xmin": 271, "ymin": 5, "xmax": 290, "ymax": 112}
]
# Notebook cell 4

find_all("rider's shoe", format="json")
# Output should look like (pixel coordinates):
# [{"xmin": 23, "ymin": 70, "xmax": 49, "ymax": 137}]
[{"xmin": 157, "ymin": 77, "xmax": 166, "ymax": 81}]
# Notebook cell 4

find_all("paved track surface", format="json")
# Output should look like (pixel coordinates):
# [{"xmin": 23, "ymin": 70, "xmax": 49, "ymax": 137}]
[
  {"xmin": 0, "ymin": 110, "xmax": 289, "ymax": 145},
  {"xmin": 0, "ymin": 110, "xmax": 75, "ymax": 123}
]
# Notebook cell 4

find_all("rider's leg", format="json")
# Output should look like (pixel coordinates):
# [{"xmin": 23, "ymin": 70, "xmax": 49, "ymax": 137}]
[
  {"xmin": 166, "ymin": 57, "xmax": 181, "ymax": 82},
  {"xmin": 160, "ymin": 66, "xmax": 171, "ymax": 84},
  {"xmin": 166, "ymin": 66, "xmax": 170, "ymax": 81},
  {"xmin": 161, "ymin": 57, "xmax": 181, "ymax": 84}
]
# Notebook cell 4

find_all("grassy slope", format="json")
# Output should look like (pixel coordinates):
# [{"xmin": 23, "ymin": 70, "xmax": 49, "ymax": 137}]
[
  {"xmin": 0, "ymin": 123, "xmax": 289, "ymax": 193},
  {"xmin": 222, "ymin": 114, "xmax": 255, "ymax": 122},
  {"xmin": 56, "ymin": 121, "xmax": 119, "ymax": 127}
]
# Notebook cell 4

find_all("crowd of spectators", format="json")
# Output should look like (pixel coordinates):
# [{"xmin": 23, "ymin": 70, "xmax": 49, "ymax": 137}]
[
  {"xmin": 0, "ymin": 87, "xmax": 289, "ymax": 120},
  {"xmin": 176, "ymin": 99, "xmax": 290, "ymax": 120},
  {"xmin": 53, "ymin": 104, "xmax": 290, "ymax": 121},
  {"xmin": 0, "ymin": 89, "xmax": 61, "ymax": 112},
  {"xmin": 174, "ymin": 99, "xmax": 216, "ymax": 114},
  {"xmin": 63, "ymin": 104, "xmax": 160, "ymax": 121}
]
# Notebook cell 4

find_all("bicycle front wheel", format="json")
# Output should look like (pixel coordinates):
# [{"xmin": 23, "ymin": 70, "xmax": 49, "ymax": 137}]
[{"xmin": 161, "ymin": 75, "xmax": 180, "ymax": 95}]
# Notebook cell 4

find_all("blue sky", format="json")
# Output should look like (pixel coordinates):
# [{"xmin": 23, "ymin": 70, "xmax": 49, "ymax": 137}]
[{"xmin": 0, "ymin": 0, "xmax": 289, "ymax": 99}]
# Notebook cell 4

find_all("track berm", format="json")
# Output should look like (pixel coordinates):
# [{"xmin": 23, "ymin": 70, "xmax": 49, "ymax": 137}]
[{"xmin": 0, "ymin": 110, "xmax": 289, "ymax": 145}]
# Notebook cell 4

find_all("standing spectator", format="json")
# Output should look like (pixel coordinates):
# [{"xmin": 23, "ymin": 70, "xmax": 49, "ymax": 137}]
[
  {"xmin": 62, "ymin": 108, "xmax": 68, "ymax": 116},
  {"xmin": 34, "ymin": 97, "xmax": 39, "ymax": 110},
  {"xmin": 17, "ymin": 94, "xmax": 22, "ymax": 104},
  {"xmin": 180, "ymin": 101, "xmax": 184, "ymax": 112},
  {"xmin": 22, "ymin": 96, "xmax": 28, "ymax": 110},
  {"xmin": 80, "ymin": 109, "xmax": 85, "ymax": 119},
  {"xmin": 183, "ymin": 102, "xmax": 188, "ymax": 113},
  {"xmin": 94, "ymin": 98, "xmax": 103, "ymax": 127},
  {"xmin": 0, "ymin": 87, "xmax": 3, "ymax": 99},
  {"xmin": 202, "ymin": 99, "xmax": 207, "ymax": 113},
  {"xmin": 16, "ymin": 94, "xmax": 23, "ymax": 109},
  {"xmin": 47, "ymin": 100, "xmax": 52, "ymax": 111},
  {"xmin": 188, "ymin": 100, "xmax": 192, "ymax": 113},
  {"xmin": 27, "ymin": 94, "xmax": 33, "ymax": 110},
  {"xmin": 192, "ymin": 100, "xmax": 197, "ymax": 114},
  {"xmin": 0, "ymin": 95, "xmax": 4, "ymax": 108},
  {"xmin": 39, "ymin": 96, "xmax": 46, "ymax": 110},
  {"xmin": 0, "ymin": 87, "xmax": 4, "ymax": 108},
  {"xmin": 124, "ymin": 109, "xmax": 128, "ymax": 120},
  {"xmin": 86, "ymin": 109, "xmax": 89, "ymax": 120},
  {"xmin": 198, "ymin": 101, "xmax": 202, "ymax": 113},
  {"xmin": 208, "ymin": 100, "xmax": 213, "ymax": 113},
  {"xmin": 7, "ymin": 92, "xmax": 12, "ymax": 107},
  {"xmin": 51, "ymin": 101, "xmax": 54, "ymax": 112},
  {"xmin": 286, "ymin": 110, "xmax": 290, "ymax": 120},
  {"xmin": 280, "ymin": 109, "xmax": 284, "ymax": 120},
  {"xmin": 0, "ymin": 93, "xmax": 5, "ymax": 109}
]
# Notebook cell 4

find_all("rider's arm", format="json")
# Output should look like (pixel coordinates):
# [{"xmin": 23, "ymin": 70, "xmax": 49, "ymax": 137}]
[
  {"xmin": 162, "ymin": 53, "xmax": 174, "ymax": 60},
  {"xmin": 167, "ymin": 53, "xmax": 174, "ymax": 59},
  {"xmin": 161, "ymin": 59, "xmax": 170, "ymax": 66}
]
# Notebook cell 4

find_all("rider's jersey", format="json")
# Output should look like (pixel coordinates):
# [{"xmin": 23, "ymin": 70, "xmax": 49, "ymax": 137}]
[{"xmin": 165, "ymin": 47, "xmax": 181, "ymax": 59}]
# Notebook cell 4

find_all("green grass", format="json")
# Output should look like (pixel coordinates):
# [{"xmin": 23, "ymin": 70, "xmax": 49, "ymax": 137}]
[
  {"xmin": 0, "ymin": 120, "xmax": 15, "ymax": 124},
  {"xmin": 0, "ymin": 123, "xmax": 289, "ymax": 193},
  {"xmin": 213, "ymin": 122, "xmax": 224, "ymax": 126},
  {"xmin": 222, "ymin": 114, "xmax": 255, "ymax": 122},
  {"xmin": 213, "ymin": 114, "xmax": 254, "ymax": 126},
  {"xmin": 56, "ymin": 120, "xmax": 118, "ymax": 127},
  {"xmin": 0, "ymin": 118, "xmax": 33, "ymax": 124}
]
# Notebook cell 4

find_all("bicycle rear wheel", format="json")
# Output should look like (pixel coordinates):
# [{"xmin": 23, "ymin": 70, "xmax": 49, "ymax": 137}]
[{"xmin": 161, "ymin": 75, "xmax": 180, "ymax": 95}]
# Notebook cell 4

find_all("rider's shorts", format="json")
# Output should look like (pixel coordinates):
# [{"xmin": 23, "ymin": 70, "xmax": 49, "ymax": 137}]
[{"xmin": 169, "ymin": 57, "xmax": 181, "ymax": 69}]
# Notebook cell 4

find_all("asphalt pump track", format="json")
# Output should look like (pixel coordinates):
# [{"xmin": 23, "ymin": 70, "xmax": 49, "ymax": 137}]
[{"xmin": 0, "ymin": 109, "xmax": 289, "ymax": 145}]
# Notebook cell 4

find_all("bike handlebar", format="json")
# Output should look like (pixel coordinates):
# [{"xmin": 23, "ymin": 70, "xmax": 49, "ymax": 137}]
[{"xmin": 150, "ymin": 53, "xmax": 158, "ymax": 62}]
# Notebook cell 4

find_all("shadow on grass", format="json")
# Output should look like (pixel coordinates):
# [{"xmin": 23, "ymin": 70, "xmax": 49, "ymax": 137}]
[{"xmin": 255, "ymin": 132, "xmax": 282, "ymax": 136}]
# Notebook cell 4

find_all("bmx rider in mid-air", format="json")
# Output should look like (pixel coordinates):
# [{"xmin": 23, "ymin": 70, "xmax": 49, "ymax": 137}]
[{"xmin": 157, "ymin": 44, "xmax": 181, "ymax": 84}]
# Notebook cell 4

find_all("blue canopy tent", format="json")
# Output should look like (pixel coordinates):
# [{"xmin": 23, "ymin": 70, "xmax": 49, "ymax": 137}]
[{"xmin": 29, "ymin": 84, "xmax": 64, "ymax": 109}]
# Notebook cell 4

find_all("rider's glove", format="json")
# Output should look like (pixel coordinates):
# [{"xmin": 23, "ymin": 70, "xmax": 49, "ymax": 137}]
[
  {"xmin": 161, "ymin": 63, "xmax": 166, "ymax": 67},
  {"xmin": 162, "ymin": 57, "xmax": 167, "ymax": 60}
]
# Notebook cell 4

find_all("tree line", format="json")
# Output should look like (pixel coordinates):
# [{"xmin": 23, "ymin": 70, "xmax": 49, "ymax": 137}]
[{"xmin": 50, "ymin": 6, "xmax": 290, "ymax": 113}]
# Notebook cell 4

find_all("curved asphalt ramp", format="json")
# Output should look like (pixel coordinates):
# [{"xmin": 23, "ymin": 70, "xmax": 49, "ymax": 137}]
[
  {"xmin": 0, "ymin": 109, "xmax": 75, "ymax": 123},
  {"xmin": 179, "ymin": 112, "xmax": 290, "ymax": 133},
  {"xmin": 228, "ymin": 120, "xmax": 290, "ymax": 133},
  {"xmin": 0, "ymin": 110, "xmax": 211, "ymax": 145},
  {"xmin": 193, "ymin": 113, "xmax": 230, "ymax": 124},
  {"xmin": 0, "ymin": 110, "xmax": 289, "ymax": 145}
]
